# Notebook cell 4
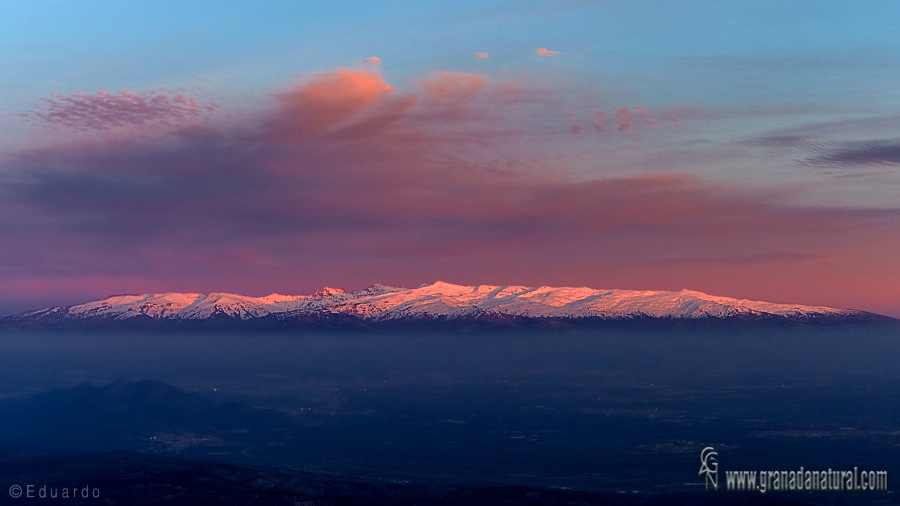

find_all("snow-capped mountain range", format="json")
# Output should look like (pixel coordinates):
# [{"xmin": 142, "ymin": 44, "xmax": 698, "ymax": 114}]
[{"xmin": 4, "ymin": 281, "xmax": 886, "ymax": 328}]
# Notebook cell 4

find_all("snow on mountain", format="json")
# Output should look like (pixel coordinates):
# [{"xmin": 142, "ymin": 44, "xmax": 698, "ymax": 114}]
[
  {"xmin": 324, "ymin": 281, "xmax": 855, "ymax": 319},
  {"xmin": 67, "ymin": 292, "xmax": 298, "ymax": 320},
  {"xmin": 6, "ymin": 281, "xmax": 866, "ymax": 323}
]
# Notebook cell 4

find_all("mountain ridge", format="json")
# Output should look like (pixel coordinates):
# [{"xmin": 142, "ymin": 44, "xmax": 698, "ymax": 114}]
[{"xmin": 3, "ymin": 281, "xmax": 892, "ymax": 329}]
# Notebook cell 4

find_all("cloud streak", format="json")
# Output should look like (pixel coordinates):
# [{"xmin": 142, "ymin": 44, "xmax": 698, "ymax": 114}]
[{"xmin": 804, "ymin": 139, "xmax": 900, "ymax": 167}]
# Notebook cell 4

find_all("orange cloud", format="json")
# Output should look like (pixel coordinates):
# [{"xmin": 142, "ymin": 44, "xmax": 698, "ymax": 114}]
[
  {"xmin": 536, "ymin": 48, "xmax": 561, "ymax": 56},
  {"xmin": 363, "ymin": 56, "xmax": 381, "ymax": 64},
  {"xmin": 266, "ymin": 68, "xmax": 398, "ymax": 140},
  {"xmin": 476, "ymin": 52, "xmax": 489, "ymax": 59}
]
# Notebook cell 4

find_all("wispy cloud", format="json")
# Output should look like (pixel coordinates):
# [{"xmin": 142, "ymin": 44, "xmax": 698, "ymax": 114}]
[
  {"xmin": 804, "ymin": 139, "xmax": 900, "ymax": 167},
  {"xmin": 21, "ymin": 89, "xmax": 218, "ymax": 131},
  {"xmin": 744, "ymin": 127, "xmax": 900, "ymax": 172},
  {"xmin": 749, "ymin": 134, "xmax": 810, "ymax": 147},
  {"xmin": 535, "ymin": 48, "xmax": 561, "ymax": 56}
]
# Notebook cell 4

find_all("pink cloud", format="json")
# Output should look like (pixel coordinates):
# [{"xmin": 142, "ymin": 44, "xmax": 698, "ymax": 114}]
[
  {"xmin": 262, "ymin": 68, "xmax": 535, "ymax": 148},
  {"xmin": 616, "ymin": 108, "xmax": 631, "ymax": 131},
  {"xmin": 634, "ymin": 105, "xmax": 657, "ymax": 125},
  {"xmin": 476, "ymin": 52, "xmax": 489, "ymax": 59},
  {"xmin": 583, "ymin": 105, "xmax": 695, "ymax": 134},
  {"xmin": 22, "ymin": 89, "xmax": 218, "ymax": 131},
  {"xmin": 417, "ymin": 71, "xmax": 487, "ymax": 103},
  {"xmin": 667, "ymin": 108, "xmax": 681, "ymax": 123},
  {"xmin": 593, "ymin": 111, "xmax": 606, "ymax": 132},
  {"xmin": 363, "ymin": 56, "xmax": 382, "ymax": 64},
  {"xmin": 536, "ymin": 48, "xmax": 561, "ymax": 56}
]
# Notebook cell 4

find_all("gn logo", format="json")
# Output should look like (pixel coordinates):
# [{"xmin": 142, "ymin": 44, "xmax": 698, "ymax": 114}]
[{"xmin": 699, "ymin": 447, "xmax": 718, "ymax": 491}]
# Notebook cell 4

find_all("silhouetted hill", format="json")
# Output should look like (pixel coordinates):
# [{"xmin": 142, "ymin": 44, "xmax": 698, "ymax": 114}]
[{"xmin": 0, "ymin": 379, "xmax": 293, "ymax": 451}]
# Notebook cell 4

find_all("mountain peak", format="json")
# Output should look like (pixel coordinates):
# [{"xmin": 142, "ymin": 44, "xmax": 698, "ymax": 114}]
[
  {"xmin": 418, "ymin": 280, "xmax": 468, "ymax": 292},
  {"xmin": 312, "ymin": 286, "xmax": 346, "ymax": 297},
  {"xmin": 361, "ymin": 283, "xmax": 404, "ymax": 295}
]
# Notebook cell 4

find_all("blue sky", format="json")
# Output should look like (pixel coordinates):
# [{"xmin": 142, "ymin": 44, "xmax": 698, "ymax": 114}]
[{"xmin": 3, "ymin": 1, "xmax": 898, "ymax": 107}]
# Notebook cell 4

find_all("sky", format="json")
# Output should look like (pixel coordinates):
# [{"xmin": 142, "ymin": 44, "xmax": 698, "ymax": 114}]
[{"xmin": 1, "ymin": 0, "xmax": 899, "ymax": 317}]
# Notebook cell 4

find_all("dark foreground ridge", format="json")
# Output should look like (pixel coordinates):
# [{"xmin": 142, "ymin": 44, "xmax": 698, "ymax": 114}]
[
  {"xmin": 1, "ymin": 379, "xmax": 896, "ymax": 505},
  {"xmin": 0, "ymin": 379, "xmax": 294, "ymax": 455},
  {"xmin": 0, "ymin": 451, "xmax": 865, "ymax": 506}
]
